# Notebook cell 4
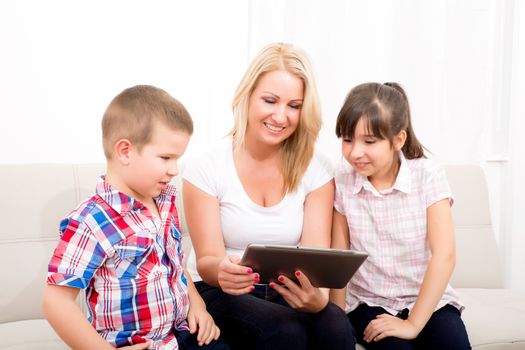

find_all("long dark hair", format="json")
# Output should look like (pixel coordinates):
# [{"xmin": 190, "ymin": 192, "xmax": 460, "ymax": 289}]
[{"xmin": 335, "ymin": 82, "xmax": 426, "ymax": 159}]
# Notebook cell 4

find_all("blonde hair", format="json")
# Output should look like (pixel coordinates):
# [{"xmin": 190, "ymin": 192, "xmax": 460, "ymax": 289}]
[
  {"xmin": 102, "ymin": 85, "xmax": 193, "ymax": 159},
  {"xmin": 230, "ymin": 42, "xmax": 322, "ymax": 192}
]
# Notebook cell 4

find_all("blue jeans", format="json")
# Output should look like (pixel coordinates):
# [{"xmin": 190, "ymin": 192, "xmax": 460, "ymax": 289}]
[
  {"xmin": 195, "ymin": 282, "xmax": 356, "ymax": 350},
  {"xmin": 174, "ymin": 329, "xmax": 230, "ymax": 350},
  {"xmin": 348, "ymin": 303, "xmax": 471, "ymax": 350}
]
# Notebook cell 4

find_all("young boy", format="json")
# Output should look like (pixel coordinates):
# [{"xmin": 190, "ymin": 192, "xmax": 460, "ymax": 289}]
[{"xmin": 42, "ymin": 85, "xmax": 229, "ymax": 350}]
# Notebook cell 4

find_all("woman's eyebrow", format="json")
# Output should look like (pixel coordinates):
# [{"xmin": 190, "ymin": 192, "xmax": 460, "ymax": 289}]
[{"xmin": 261, "ymin": 91, "xmax": 279, "ymax": 98}]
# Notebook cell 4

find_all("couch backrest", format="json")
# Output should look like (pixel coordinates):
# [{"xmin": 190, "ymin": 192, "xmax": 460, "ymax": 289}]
[
  {"xmin": 0, "ymin": 163, "xmax": 503, "ymax": 325},
  {"xmin": 0, "ymin": 164, "xmax": 188, "ymax": 325},
  {"xmin": 446, "ymin": 164, "xmax": 504, "ymax": 288},
  {"xmin": 0, "ymin": 164, "xmax": 101, "ymax": 323}
]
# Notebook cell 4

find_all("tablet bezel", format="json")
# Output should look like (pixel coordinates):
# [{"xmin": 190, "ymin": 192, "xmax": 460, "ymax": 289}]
[{"xmin": 240, "ymin": 244, "xmax": 368, "ymax": 289}]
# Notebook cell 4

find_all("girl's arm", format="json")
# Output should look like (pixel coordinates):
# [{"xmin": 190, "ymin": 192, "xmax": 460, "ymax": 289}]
[
  {"xmin": 271, "ymin": 180, "xmax": 334, "ymax": 312},
  {"xmin": 183, "ymin": 180, "xmax": 256, "ymax": 295},
  {"xmin": 406, "ymin": 198, "xmax": 456, "ymax": 329},
  {"xmin": 364, "ymin": 198, "xmax": 456, "ymax": 342},
  {"xmin": 329, "ymin": 209, "xmax": 350, "ymax": 310}
]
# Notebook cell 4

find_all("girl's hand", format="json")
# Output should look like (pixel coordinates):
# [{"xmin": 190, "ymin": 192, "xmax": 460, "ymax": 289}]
[
  {"xmin": 363, "ymin": 313, "xmax": 420, "ymax": 342},
  {"xmin": 269, "ymin": 270, "xmax": 329, "ymax": 313},
  {"xmin": 217, "ymin": 256, "xmax": 259, "ymax": 295},
  {"xmin": 187, "ymin": 306, "xmax": 221, "ymax": 346}
]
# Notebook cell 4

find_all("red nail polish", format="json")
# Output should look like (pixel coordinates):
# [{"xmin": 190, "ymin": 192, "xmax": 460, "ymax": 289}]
[
  {"xmin": 250, "ymin": 286, "xmax": 255, "ymax": 292},
  {"xmin": 295, "ymin": 271, "xmax": 301, "ymax": 277},
  {"xmin": 246, "ymin": 268, "xmax": 253, "ymax": 274},
  {"xmin": 269, "ymin": 282, "xmax": 275, "ymax": 288},
  {"xmin": 278, "ymin": 276, "xmax": 284, "ymax": 282}
]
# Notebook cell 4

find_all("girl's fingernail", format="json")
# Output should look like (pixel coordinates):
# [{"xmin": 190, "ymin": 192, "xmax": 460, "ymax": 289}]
[
  {"xmin": 269, "ymin": 282, "xmax": 275, "ymax": 288},
  {"xmin": 250, "ymin": 286, "xmax": 255, "ymax": 292},
  {"xmin": 295, "ymin": 271, "xmax": 301, "ymax": 277},
  {"xmin": 247, "ymin": 268, "xmax": 253, "ymax": 273},
  {"xmin": 278, "ymin": 276, "xmax": 284, "ymax": 282}
]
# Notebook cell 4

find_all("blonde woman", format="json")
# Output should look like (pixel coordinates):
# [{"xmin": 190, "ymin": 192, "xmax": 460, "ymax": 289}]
[{"xmin": 183, "ymin": 43, "xmax": 355, "ymax": 349}]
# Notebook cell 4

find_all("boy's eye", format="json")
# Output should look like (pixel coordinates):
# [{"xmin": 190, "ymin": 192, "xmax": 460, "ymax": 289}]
[
  {"xmin": 365, "ymin": 139, "xmax": 376, "ymax": 144},
  {"xmin": 342, "ymin": 138, "xmax": 352, "ymax": 143}
]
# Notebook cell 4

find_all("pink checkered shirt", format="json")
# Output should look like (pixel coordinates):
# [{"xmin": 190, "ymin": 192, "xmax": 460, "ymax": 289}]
[
  {"xmin": 47, "ymin": 177, "xmax": 189, "ymax": 349},
  {"xmin": 334, "ymin": 153, "xmax": 464, "ymax": 315}
]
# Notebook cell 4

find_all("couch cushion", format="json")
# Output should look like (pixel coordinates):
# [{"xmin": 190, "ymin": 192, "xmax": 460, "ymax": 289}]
[
  {"xmin": 0, "ymin": 164, "xmax": 104, "ymax": 324},
  {"xmin": 0, "ymin": 319, "xmax": 69, "ymax": 350},
  {"xmin": 458, "ymin": 288, "xmax": 525, "ymax": 349}
]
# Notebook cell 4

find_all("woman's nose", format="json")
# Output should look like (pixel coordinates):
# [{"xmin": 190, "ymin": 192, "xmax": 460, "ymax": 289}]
[{"xmin": 271, "ymin": 105, "xmax": 287, "ymax": 123}]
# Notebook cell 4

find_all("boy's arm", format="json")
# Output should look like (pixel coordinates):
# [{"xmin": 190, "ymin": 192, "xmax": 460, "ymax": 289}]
[
  {"xmin": 42, "ymin": 285, "xmax": 152, "ymax": 350},
  {"xmin": 184, "ymin": 268, "xmax": 221, "ymax": 346},
  {"xmin": 185, "ymin": 268, "xmax": 207, "ymax": 314},
  {"xmin": 42, "ymin": 284, "xmax": 114, "ymax": 350}
]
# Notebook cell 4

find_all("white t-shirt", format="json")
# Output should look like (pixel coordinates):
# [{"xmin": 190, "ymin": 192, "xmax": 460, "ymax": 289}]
[{"xmin": 183, "ymin": 138, "xmax": 333, "ymax": 282}]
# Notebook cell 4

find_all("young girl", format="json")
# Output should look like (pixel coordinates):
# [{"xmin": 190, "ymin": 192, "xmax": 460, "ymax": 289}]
[{"xmin": 331, "ymin": 82, "xmax": 471, "ymax": 349}]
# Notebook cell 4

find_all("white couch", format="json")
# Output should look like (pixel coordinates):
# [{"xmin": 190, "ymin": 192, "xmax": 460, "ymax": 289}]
[{"xmin": 1, "ymin": 163, "xmax": 524, "ymax": 349}]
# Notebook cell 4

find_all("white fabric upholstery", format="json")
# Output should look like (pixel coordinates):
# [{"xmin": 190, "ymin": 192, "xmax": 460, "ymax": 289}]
[
  {"xmin": 446, "ymin": 165, "xmax": 504, "ymax": 289},
  {"xmin": 0, "ymin": 163, "xmax": 523, "ymax": 349}
]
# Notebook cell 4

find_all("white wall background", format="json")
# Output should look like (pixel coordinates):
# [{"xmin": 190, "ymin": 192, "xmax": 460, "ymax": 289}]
[{"xmin": 1, "ymin": 0, "xmax": 523, "ymax": 289}]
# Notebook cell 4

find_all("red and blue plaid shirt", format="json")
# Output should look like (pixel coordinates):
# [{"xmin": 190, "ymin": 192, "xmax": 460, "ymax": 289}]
[{"xmin": 47, "ymin": 177, "xmax": 189, "ymax": 349}]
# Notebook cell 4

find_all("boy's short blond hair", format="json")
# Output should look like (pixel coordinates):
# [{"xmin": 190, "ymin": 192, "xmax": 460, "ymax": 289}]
[{"xmin": 102, "ymin": 85, "xmax": 193, "ymax": 159}]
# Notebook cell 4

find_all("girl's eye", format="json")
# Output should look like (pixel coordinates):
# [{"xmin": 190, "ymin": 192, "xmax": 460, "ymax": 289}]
[
  {"xmin": 160, "ymin": 156, "xmax": 170, "ymax": 160},
  {"xmin": 343, "ymin": 138, "xmax": 352, "ymax": 143},
  {"xmin": 365, "ymin": 139, "xmax": 376, "ymax": 144},
  {"xmin": 263, "ymin": 98, "xmax": 275, "ymax": 104},
  {"xmin": 289, "ymin": 103, "xmax": 302, "ymax": 110}
]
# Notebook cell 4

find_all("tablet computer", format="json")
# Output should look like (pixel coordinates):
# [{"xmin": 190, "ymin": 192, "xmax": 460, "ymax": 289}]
[{"xmin": 240, "ymin": 244, "xmax": 368, "ymax": 289}]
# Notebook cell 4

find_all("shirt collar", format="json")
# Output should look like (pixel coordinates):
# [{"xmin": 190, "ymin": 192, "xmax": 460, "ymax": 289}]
[
  {"xmin": 95, "ymin": 176, "xmax": 177, "ymax": 216},
  {"xmin": 352, "ymin": 151, "xmax": 412, "ymax": 196}
]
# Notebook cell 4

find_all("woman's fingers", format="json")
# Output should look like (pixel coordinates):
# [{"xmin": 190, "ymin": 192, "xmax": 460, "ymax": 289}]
[
  {"xmin": 270, "ymin": 272, "xmax": 328, "ymax": 312},
  {"xmin": 217, "ymin": 255, "xmax": 259, "ymax": 294}
]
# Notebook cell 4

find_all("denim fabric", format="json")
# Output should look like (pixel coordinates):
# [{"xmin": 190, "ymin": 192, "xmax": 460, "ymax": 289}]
[
  {"xmin": 348, "ymin": 303, "xmax": 471, "ymax": 350},
  {"xmin": 195, "ymin": 282, "xmax": 356, "ymax": 350},
  {"xmin": 174, "ymin": 330, "xmax": 230, "ymax": 350}
]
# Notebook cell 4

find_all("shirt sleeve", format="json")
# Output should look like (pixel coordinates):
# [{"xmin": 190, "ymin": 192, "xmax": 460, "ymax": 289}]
[
  {"xmin": 47, "ymin": 217, "xmax": 107, "ymax": 289},
  {"xmin": 303, "ymin": 152, "xmax": 334, "ymax": 193},
  {"xmin": 423, "ymin": 160, "xmax": 454, "ymax": 208},
  {"xmin": 183, "ymin": 151, "xmax": 219, "ymax": 198}
]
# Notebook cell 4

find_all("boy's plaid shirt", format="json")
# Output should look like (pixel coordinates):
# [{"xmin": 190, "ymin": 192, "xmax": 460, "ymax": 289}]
[{"xmin": 47, "ymin": 177, "xmax": 189, "ymax": 349}]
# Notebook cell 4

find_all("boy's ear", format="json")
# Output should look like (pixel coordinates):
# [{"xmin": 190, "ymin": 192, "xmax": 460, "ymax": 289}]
[
  {"xmin": 393, "ymin": 130, "xmax": 407, "ymax": 151},
  {"xmin": 113, "ymin": 139, "xmax": 133, "ymax": 165}
]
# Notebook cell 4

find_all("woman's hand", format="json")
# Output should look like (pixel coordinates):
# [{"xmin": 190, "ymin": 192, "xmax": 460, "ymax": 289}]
[
  {"xmin": 269, "ymin": 270, "xmax": 329, "ymax": 313},
  {"xmin": 217, "ymin": 256, "xmax": 259, "ymax": 295},
  {"xmin": 363, "ymin": 313, "xmax": 420, "ymax": 342}
]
